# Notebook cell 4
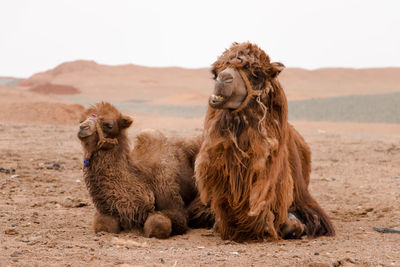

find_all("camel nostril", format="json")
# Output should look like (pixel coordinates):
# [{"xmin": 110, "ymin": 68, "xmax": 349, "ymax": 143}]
[{"xmin": 80, "ymin": 125, "xmax": 89, "ymax": 130}]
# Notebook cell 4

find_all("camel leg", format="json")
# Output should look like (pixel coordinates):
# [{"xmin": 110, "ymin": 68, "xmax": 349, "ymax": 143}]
[
  {"xmin": 187, "ymin": 196, "xmax": 215, "ymax": 229},
  {"xmin": 93, "ymin": 211, "xmax": 121, "ymax": 234},
  {"xmin": 144, "ymin": 208, "xmax": 189, "ymax": 238},
  {"xmin": 280, "ymin": 212, "xmax": 306, "ymax": 239},
  {"xmin": 159, "ymin": 209, "xmax": 188, "ymax": 236},
  {"xmin": 289, "ymin": 127, "xmax": 335, "ymax": 237},
  {"xmin": 143, "ymin": 212, "xmax": 172, "ymax": 239}
]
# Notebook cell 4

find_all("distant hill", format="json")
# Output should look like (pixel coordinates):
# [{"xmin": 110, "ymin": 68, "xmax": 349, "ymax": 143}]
[
  {"xmin": 279, "ymin": 67, "xmax": 400, "ymax": 99},
  {"xmin": 2, "ymin": 61, "xmax": 400, "ymax": 126},
  {"xmin": 19, "ymin": 60, "xmax": 212, "ymax": 105},
  {"xmin": 18, "ymin": 60, "xmax": 400, "ymax": 105}
]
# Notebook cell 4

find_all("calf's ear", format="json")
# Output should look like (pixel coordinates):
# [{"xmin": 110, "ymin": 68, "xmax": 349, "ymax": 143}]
[
  {"xmin": 118, "ymin": 115, "xmax": 133, "ymax": 129},
  {"xmin": 270, "ymin": 62, "xmax": 285, "ymax": 78}
]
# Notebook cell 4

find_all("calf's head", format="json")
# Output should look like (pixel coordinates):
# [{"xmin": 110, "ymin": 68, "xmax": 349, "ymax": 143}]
[{"xmin": 78, "ymin": 102, "xmax": 133, "ymax": 151}]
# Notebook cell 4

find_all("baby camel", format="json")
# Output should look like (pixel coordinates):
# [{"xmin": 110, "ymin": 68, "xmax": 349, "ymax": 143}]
[{"xmin": 77, "ymin": 102, "xmax": 213, "ymax": 238}]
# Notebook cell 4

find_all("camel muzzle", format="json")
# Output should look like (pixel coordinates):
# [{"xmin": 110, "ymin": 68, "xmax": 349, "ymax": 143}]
[
  {"xmin": 208, "ymin": 94, "xmax": 226, "ymax": 108},
  {"xmin": 78, "ymin": 119, "xmax": 96, "ymax": 139}
]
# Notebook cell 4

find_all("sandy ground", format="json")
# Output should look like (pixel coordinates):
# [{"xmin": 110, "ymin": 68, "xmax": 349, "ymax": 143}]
[
  {"xmin": 0, "ymin": 121, "xmax": 399, "ymax": 267},
  {"xmin": 1, "ymin": 63, "xmax": 400, "ymax": 266}
]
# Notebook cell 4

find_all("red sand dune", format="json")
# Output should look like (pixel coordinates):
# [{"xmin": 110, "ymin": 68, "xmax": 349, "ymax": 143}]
[{"xmin": 29, "ymin": 83, "xmax": 80, "ymax": 95}]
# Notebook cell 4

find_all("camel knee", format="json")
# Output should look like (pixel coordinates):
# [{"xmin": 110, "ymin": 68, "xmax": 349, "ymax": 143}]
[
  {"xmin": 93, "ymin": 212, "xmax": 121, "ymax": 234},
  {"xmin": 280, "ymin": 213, "xmax": 306, "ymax": 239},
  {"xmin": 144, "ymin": 213, "xmax": 172, "ymax": 239}
]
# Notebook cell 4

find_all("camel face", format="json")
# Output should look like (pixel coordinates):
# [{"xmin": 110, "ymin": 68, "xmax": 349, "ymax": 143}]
[
  {"xmin": 78, "ymin": 114, "xmax": 97, "ymax": 139},
  {"xmin": 209, "ymin": 68, "xmax": 247, "ymax": 110},
  {"xmin": 77, "ymin": 102, "xmax": 133, "ymax": 145}
]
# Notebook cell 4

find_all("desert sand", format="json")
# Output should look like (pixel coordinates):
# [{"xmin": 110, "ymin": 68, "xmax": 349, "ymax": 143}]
[{"xmin": 0, "ymin": 61, "xmax": 399, "ymax": 266}]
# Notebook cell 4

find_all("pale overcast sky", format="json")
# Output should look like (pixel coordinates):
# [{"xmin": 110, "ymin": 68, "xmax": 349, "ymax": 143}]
[{"xmin": 1, "ymin": 0, "xmax": 399, "ymax": 77}]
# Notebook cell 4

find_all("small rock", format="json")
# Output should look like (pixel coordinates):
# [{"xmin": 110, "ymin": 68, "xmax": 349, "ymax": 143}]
[
  {"xmin": 61, "ymin": 198, "xmax": 89, "ymax": 208},
  {"xmin": 10, "ymin": 174, "xmax": 19, "ymax": 179},
  {"xmin": 308, "ymin": 263, "xmax": 330, "ymax": 267},
  {"xmin": 111, "ymin": 237, "xmax": 149, "ymax": 248},
  {"xmin": 201, "ymin": 232, "xmax": 215, "ymax": 237},
  {"xmin": 10, "ymin": 251, "xmax": 22, "ymax": 257},
  {"xmin": 0, "ymin": 167, "xmax": 15, "ymax": 174},
  {"xmin": 160, "ymin": 258, "xmax": 165, "ymax": 264},
  {"xmin": 381, "ymin": 207, "xmax": 392, "ymax": 212},
  {"xmin": 5, "ymin": 229, "xmax": 18, "ymax": 235},
  {"xmin": 314, "ymin": 252, "xmax": 320, "ymax": 255},
  {"xmin": 42, "ymin": 161, "xmax": 64, "ymax": 170},
  {"xmin": 345, "ymin": 257, "xmax": 356, "ymax": 264},
  {"xmin": 74, "ymin": 202, "xmax": 88, "ymax": 208}
]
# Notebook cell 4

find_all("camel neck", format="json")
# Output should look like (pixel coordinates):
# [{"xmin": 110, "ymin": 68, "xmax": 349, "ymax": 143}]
[{"xmin": 84, "ymin": 134, "xmax": 131, "ymax": 174}]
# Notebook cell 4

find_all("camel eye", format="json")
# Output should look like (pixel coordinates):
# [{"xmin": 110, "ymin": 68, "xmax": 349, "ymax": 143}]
[{"xmin": 103, "ymin": 123, "xmax": 113, "ymax": 130}]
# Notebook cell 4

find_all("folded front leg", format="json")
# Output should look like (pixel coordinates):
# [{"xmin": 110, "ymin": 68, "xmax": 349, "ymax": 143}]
[{"xmin": 93, "ymin": 211, "xmax": 121, "ymax": 234}]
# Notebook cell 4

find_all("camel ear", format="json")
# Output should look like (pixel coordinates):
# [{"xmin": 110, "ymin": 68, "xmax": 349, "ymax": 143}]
[
  {"xmin": 118, "ymin": 115, "xmax": 133, "ymax": 129},
  {"xmin": 271, "ymin": 62, "xmax": 285, "ymax": 78}
]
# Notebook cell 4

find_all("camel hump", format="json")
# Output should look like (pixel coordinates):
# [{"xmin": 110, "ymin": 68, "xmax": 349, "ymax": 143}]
[
  {"xmin": 135, "ymin": 128, "xmax": 167, "ymax": 147},
  {"xmin": 132, "ymin": 129, "xmax": 168, "ymax": 159}
]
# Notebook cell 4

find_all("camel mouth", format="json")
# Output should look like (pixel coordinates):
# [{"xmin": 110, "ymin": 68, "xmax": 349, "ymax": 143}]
[
  {"xmin": 77, "ymin": 130, "xmax": 92, "ymax": 139},
  {"xmin": 78, "ymin": 119, "xmax": 97, "ymax": 140},
  {"xmin": 77, "ymin": 124, "xmax": 95, "ymax": 139},
  {"xmin": 208, "ymin": 94, "xmax": 227, "ymax": 109}
]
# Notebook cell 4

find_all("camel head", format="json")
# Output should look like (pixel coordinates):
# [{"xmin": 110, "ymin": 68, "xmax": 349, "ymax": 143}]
[
  {"xmin": 209, "ymin": 42, "xmax": 285, "ymax": 112},
  {"xmin": 78, "ymin": 102, "xmax": 133, "ymax": 152}
]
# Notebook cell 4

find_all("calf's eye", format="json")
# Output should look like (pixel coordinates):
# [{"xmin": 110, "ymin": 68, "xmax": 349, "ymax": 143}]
[{"xmin": 103, "ymin": 123, "xmax": 113, "ymax": 129}]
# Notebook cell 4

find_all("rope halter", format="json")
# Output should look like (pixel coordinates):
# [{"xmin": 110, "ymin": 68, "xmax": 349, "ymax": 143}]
[
  {"xmin": 88, "ymin": 114, "xmax": 119, "ymax": 150},
  {"xmin": 231, "ymin": 69, "xmax": 272, "ymax": 114},
  {"xmin": 83, "ymin": 114, "xmax": 119, "ymax": 167},
  {"xmin": 228, "ymin": 68, "xmax": 274, "ymax": 134}
]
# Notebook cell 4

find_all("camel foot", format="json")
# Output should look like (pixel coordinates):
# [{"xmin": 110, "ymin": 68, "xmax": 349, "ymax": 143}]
[
  {"xmin": 144, "ymin": 213, "xmax": 172, "ymax": 239},
  {"xmin": 93, "ymin": 212, "xmax": 121, "ymax": 234},
  {"xmin": 281, "ymin": 213, "xmax": 306, "ymax": 239}
]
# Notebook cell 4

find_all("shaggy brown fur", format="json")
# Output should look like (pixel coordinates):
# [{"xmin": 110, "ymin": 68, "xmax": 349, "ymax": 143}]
[
  {"xmin": 195, "ymin": 42, "xmax": 335, "ymax": 242},
  {"xmin": 78, "ymin": 102, "xmax": 213, "ymax": 238}
]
